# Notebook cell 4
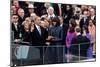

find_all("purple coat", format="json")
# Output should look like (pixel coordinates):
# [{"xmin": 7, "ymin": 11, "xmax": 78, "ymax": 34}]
[{"xmin": 66, "ymin": 32, "xmax": 76, "ymax": 47}]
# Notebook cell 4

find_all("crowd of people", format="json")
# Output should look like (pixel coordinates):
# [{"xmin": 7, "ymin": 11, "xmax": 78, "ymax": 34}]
[{"xmin": 11, "ymin": 0, "xmax": 96, "ymax": 63}]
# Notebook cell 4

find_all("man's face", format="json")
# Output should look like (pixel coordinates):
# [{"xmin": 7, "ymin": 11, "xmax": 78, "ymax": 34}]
[
  {"xmin": 12, "ymin": 15, "xmax": 18, "ymax": 23},
  {"xmin": 90, "ymin": 8, "xmax": 95, "ymax": 16},
  {"xmin": 30, "ymin": 13, "xmax": 36, "ymax": 20},
  {"xmin": 35, "ymin": 17, "xmax": 41, "ymax": 25},
  {"xmin": 18, "ymin": 9, "xmax": 24, "ymax": 17},
  {"xmin": 28, "ymin": 8, "xmax": 34, "ymax": 14},
  {"xmin": 83, "ymin": 11, "xmax": 88, "ymax": 17},
  {"xmin": 48, "ymin": 8, "xmax": 54, "ymax": 15}
]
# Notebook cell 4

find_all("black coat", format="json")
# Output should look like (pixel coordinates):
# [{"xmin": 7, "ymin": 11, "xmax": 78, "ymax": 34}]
[
  {"xmin": 80, "ymin": 17, "xmax": 89, "ymax": 29},
  {"xmin": 80, "ymin": 17, "xmax": 89, "ymax": 34},
  {"xmin": 12, "ymin": 23, "xmax": 21, "ymax": 39},
  {"xmin": 22, "ymin": 30, "xmax": 31, "ymax": 42},
  {"xmin": 30, "ymin": 25, "xmax": 48, "ymax": 46},
  {"xmin": 18, "ymin": 15, "xmax": 26, "ymax": 25},
  {"xmin": 71, "ymin": 35, "xmax": 90, "ymax": 57}
]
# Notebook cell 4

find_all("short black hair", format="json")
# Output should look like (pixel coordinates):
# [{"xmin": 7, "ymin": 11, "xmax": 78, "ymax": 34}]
[{"xmin": 76, "ymin": 27, "xmax": 81, "ymax": 33}]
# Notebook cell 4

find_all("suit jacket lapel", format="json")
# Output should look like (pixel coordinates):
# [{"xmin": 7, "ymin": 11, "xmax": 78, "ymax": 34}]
[{"xmin": 34, "ymin": 25, "xmax": 42, "ymax": 37}]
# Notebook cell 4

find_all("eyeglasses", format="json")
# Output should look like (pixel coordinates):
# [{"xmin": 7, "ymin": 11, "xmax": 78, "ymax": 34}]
[{"xmin": 13, "ymin": 17, "xmax": 18, "ymax": 19}]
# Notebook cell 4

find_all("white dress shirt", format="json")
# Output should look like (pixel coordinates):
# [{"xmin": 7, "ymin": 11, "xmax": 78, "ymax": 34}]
[
  {"xmin": 14, "ymin": 22, "xmax": 18, "ymax": 31},
  {"xmin": 48, "ymin": 14, "xmax": 55, "ymax": 19},
  {"xmin": 91, "ymin": 15, "xmax": 95, "ymax": 20},
  {"xmin": 35, "ymin": 24, "xmax": 41, "ymax": 35}
]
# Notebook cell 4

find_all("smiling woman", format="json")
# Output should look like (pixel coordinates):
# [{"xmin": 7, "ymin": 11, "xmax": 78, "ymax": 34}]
[{"xmin": 10, "ymin": 0, "xmax": 96, "ymax": 66}]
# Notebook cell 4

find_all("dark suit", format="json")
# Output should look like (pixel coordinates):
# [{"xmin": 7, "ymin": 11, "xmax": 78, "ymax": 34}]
[
  {"xmin": 80, "ymin": 17, "xmax": 89, "ymax": 34},
  {"xmin": 80, "ymin": 17, "xmax": 89, "ymax": 28},
  {"xmin": 22, "ymin": 30, "xmax": 31, "ymax": 43},
  {"xmin": 71, "ymin": 35, "xmax": 90, "ymax": 57},
  {"xmin": 30, "ymin": 25, "xmax": 48, "ymax": 46},
  {"xmin": 30, "ymin": 25, "xmax": 48, "ymax": 64},
  {"xmin": 18, "ymin": 15, "xmax": 25, "ymax": 25},
  {"xmin": 12, "ymin": 23, "xmax": 21, "ymax": 39}
]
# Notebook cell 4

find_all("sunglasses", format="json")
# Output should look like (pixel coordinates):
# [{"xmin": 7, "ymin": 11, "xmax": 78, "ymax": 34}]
[{"xmin": 13, "ymin": 17, "xmax": 18, "ymax": 19}]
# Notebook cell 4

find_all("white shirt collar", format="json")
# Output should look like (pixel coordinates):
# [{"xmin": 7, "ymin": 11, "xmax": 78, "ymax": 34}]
[
  {"xmin": 13, "ymin": 22, "xmax": 18, "ymax": 26},
  {"xmin": 76, "ymin": 32, "xmax": 81, "ymax": 36},
  {"xmin": 91, "ymin": 15, "xmax": 95, "ymax": 20},
  {"xmin": 35, "ymin": 24, "xmax": 41, "ymax": 35},
  {"xmin": 48, "ymin": 14, "xmax": 55, "ymax": 19},
  {"xmin": 35, "ymin": 24, "xmax": 40, "ymax": 29},
  {"xmin": 60, "ymin": 23, "xmax": 63, "ymax": 27}
]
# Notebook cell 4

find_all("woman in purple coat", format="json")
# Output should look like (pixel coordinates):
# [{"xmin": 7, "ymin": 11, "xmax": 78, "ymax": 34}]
[
  {"xmin": 66, "ymin": 27, "xmax": 76, "ymax": 48},
  {"xmin": 65, "ymin": 19, "xmax": 77, "ymax": 54}
]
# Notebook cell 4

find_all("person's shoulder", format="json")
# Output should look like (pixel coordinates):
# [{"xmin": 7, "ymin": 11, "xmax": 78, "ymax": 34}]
[
  {"xmin": 84, "ymin": 36, "xmax": 90, "ymax": 41},
  {"xmin": 76, "ymin": 35, "xmax": 83, "ymax": 39},
  {"xmin": 71, "ymin": 36, "xmax": 77, "ymax": 44},
  {"xmin": 57, "ymin": 26, "xmax": 62, "ymax": 29}
]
